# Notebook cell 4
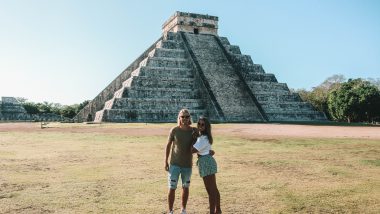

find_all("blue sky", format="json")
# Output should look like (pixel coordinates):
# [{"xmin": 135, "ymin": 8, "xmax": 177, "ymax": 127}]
[{"xmin": 1, "ymin": 0, "xmax": 379, "ymax": 105}]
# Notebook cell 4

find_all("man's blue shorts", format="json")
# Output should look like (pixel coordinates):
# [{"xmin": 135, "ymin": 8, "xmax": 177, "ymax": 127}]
[{"xmin": 168, "ymin": 164, "xmax": 192, "ymax": 189}]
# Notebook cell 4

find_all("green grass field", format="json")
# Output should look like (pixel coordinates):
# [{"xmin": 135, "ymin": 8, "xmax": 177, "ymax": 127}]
[{"xmin": 0, "ymin": 123, "xmax": 379, "ymax": 213}]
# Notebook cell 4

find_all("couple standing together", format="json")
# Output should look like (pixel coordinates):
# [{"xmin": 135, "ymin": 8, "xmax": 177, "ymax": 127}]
[{"xmin": 165, "ymin": 109, "xmax": 222, "ymax": 214}]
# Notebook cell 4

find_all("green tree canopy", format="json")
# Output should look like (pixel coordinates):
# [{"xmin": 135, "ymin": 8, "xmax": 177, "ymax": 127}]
[
  {"xmin": 327, "ymin": 79, "xmax": 380, "ymax": 122},
  {"xmin": 295, "ymin": 74, "xmax": 345, "ymax": 119},
  {"xmin": 17, "ymin": 98, "xmax": 90, "ymax": 119}
]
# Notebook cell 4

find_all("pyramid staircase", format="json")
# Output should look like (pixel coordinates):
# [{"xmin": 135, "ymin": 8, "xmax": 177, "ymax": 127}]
[
  {"xmin": 218, "ymin": 37, "xmax": 326, "ymax": 121},
  {"xmin": 181, "ymin": 33, "xmax": 265, "ymax": 122},
  {"xmin": 75, "ymin": 12, "xmax": 327, "ymax": 123},
  {"xmin": 93, "ymin": 32, "xmax": 207, "ymax": 122}
]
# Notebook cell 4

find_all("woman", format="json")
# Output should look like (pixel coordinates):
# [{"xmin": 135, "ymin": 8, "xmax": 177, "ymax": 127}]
[{"xmin": 192, "ymin": 116, "xmax": 222, "ymax": 214}]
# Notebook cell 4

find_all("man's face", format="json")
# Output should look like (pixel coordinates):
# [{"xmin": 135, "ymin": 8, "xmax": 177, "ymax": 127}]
[{"xmin": 179, "ymin": 113, "xmax": 190, "ymax": 125}]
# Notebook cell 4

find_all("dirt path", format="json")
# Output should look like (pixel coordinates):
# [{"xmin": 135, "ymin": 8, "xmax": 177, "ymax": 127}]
[
  {"xmin": 213, "ymin": 123, "xmax": 380, "ymax": 139},
  {"xmin": 1, "ymin": 122, "xmax": 379, "ymax": 139}
]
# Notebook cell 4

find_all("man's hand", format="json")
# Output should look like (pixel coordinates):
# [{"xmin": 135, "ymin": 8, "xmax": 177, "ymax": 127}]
[
  {"xmin": 192, "ymin": 129, "xmax": 199, "ymax": 140},
  {"xmin": 165, "ymin": 162, "xmax": 169, "ymax": 171},
  {"xmin": 209, "ymin": 150, "xmax": 215, "ymax": 156}
]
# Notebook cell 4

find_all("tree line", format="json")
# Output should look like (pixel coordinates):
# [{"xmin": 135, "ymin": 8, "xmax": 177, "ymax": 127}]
[
  {"xmin": 294, "ymin": 75, "xmax": 380, "ymax": 123},
  {"xmin": 17, "ymin": 98, "xmax": 89, "ymax": 119},
  {"xmin": 16, "ymin": 75, "xmax": 380, "ymax": 123}
]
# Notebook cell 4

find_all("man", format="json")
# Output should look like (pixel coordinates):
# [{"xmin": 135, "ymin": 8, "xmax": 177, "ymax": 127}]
[{"xmin": 165, "ymin": 109, "xmax": 197, "ymax": 214}]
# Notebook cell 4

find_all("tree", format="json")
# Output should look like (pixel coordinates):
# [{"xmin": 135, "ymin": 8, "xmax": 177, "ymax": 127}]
[
  {"xmin": 367, "ymin": 78, "xmax": 380, "ymax": 90},
  {"xmin": 50, "ymin": 103, "xmax": 63, "ymax": 115},
  {"xmin": 61, "ymin": 105, "xmax": 77, "ymax": 118},
  {"xmin": 328, "ymin": 79, "xmax": 380, "ymax": 122},
  {"xmin": 23, "ymin": 102, "xmax": 40, "ymax": 114},
  {"xmin": 36, "ymin": 102, "xmax": 52, "ymax": 113},
  {"xmin": 319, "ymin": 74, "xmax": 346, "ymax": 90},
  {"xmin": 295, "ymin": 74, "xmax": 345, "ymax": 120}
]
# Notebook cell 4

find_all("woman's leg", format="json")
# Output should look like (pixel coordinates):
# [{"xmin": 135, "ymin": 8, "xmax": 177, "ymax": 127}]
[
  {"xmin": 203, "ymin": 174, "xmax": 217, "ymax": 214},
  {"xmin": 215, "ymin": 176, "xmax": 221, "ymax": 214}
]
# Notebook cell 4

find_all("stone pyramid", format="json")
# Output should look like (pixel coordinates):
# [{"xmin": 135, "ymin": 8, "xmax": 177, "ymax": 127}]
[{"xmin": 75, "ymin": 12, "xmax": 327, "ymax": 123}]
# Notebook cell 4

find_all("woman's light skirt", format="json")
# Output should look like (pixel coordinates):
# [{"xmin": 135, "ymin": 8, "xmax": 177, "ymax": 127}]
[{"xmin": 197, "ymin": 155, "xmax": 218, "ymax": 177}]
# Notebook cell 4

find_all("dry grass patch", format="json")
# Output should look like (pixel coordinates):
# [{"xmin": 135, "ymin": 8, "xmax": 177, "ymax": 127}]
[{"xmin": 0, "ymin": 123, "xmax": 379, "ymax": 213}]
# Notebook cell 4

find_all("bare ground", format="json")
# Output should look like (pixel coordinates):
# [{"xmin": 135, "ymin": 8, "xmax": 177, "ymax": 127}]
[
  {"xmin": 0, "ymin": 122, "xmax": 379, "ymax": 213},
  {"xmin": 0, "ymin": 122, "xmax": 379, "ymax": 139}
]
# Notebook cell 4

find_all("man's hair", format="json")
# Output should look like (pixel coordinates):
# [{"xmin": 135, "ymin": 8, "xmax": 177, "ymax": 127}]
[{"xmin": 177, "ymin": 109, "xmax": 192, "ymax": 126}]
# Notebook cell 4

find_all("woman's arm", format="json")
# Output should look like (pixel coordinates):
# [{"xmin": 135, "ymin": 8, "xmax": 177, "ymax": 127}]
[{"xmin": 191, "ymin": 146, "xmax": 199, "ymax": 154}]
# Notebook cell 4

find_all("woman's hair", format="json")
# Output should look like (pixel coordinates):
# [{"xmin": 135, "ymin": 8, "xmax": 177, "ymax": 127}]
[
  {"xmin": 197, "ymin": 116, "xmax": 213, "ymax": 145},
  {"xmin": 177, "ymin": 109, "xmax": 192, "ymax": 126}
]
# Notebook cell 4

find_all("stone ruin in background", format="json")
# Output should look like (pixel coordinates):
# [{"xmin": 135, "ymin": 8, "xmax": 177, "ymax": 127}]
[
  {"xmin": 75, "ymin": 11, "xmax": 327, "ymax": 123},
  {"xmin": 0, "ymin": 97, "xmax": 29, "ymax": 120},
  {"xmin": 0, "ymin": 97, "xmax": 65, "ymax": 122}
]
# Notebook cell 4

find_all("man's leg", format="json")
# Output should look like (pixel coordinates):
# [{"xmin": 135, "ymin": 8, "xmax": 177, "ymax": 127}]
[
  {"xmin": 180, "ymin": 167, "xmax": 192, "ymax": 211},
  {"xmin": 181, "ymin": 187, "xmax": 189, "ymax": 210},
  {"xmin": 168, "ymin": 165, "xmax": 180, "ymax": 212},
  {"xmin": 168, "ymin": 188, "xmax": 176, "ymax": 212}
]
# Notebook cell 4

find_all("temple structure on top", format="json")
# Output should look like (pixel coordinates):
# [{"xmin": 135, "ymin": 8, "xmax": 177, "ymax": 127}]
[
  {"xmin": 75, "ymin": 12, "xmax": 327, "ymax": 123},
  {"xmin": 162, "ymin": 12, "xmax": 218, "ymax": 35}
]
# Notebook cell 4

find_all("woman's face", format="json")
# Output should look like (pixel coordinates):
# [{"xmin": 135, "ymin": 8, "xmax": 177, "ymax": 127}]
[{"xmin": 197, "ymin": 120, "xmax": 206, "ymax": 132}]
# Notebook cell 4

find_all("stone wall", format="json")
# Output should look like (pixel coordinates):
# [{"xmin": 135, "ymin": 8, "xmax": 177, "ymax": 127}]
[{"xmin": 162, "ymin": 11, "xmax": 218, "ymax": 35}]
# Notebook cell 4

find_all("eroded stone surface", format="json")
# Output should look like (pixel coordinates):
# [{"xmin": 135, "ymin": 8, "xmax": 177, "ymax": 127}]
[{"xmin": 75, "ymin": 12, "xmax": 327, "ymax": 123}]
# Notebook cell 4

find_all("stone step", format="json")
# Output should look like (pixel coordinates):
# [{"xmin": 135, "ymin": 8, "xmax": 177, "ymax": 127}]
[
  {"xmin": 266, "ymin": 112, "xmax": 327, "ymax": 121},
  {"xmin": 232, "ymin": 54, "xmax": 254, "ymax": 66},
  {"xmin": 129, "ymin": 76, "xmax": 195, "ymax": 89},
  {"xmin": 225, "ymin": 45, "xmax": 241, "ymax": 54},
  {"xmin": 104, "ymin": 98, "xmax": 116, "ymax": 109},
  {"xmin": 218, "ymin": 37, "xmax": 230, "ymax": 46},
  {"xmin": 125, "ymin": 87, "xmax": 199, "ymax": 99},
  {"xmin": 1, "ymin": 105, "xmax": 27, "ymax": 113},
  {"xmin": 111, "ymin": 98, "xmax": 204, "ymax": 110},
  {"xmin": 246, "ymin": 64, "xmax": 265, "ymax": 74},
  {"xmin": 184, "ymin": 33, "xmax": 265, "ymax": 122},
  {"xmin": 248, "ymin": 81, "xmax": 289, "ymax": 91},
  {"xmin": 141, "ymin": 57, "xmax": 190, "ymax": 68},
  {"xmin": 94, "ymin": 110, "xmax": 105, "ymax": 122},
  {"xmin": 254, "ymin": 92, "xmax": 302, "ymax": 102},
  {"xmin": 242, "ymin": 72, "xmax": 277, "ymax": 82},
  {"xmin": 156, "ymin": 40, "xmax": 183, "ymax": 49},
  {"xmin": 260, "ymin": 103, "xmax": 315, "ymax": 112},
  {"xmin": 131, "ymin": 66, "xmax": 193, "ymax": 78},
  {"xmin": 101, "ymin": 109, "xmax": 207, "ymax": 122},
  {"xmin": 149, "ymin": 48, "xmax": 186, "ymax": 58},
  {"xmin": 264, "ymin": 108, "xmax": 320, "ymax": 115}
]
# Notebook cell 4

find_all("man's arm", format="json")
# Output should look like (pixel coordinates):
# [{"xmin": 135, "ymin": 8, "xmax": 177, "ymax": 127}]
[{"xmin": 165, "ymin": 140, "xmax": 172, "ymax": 171}]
